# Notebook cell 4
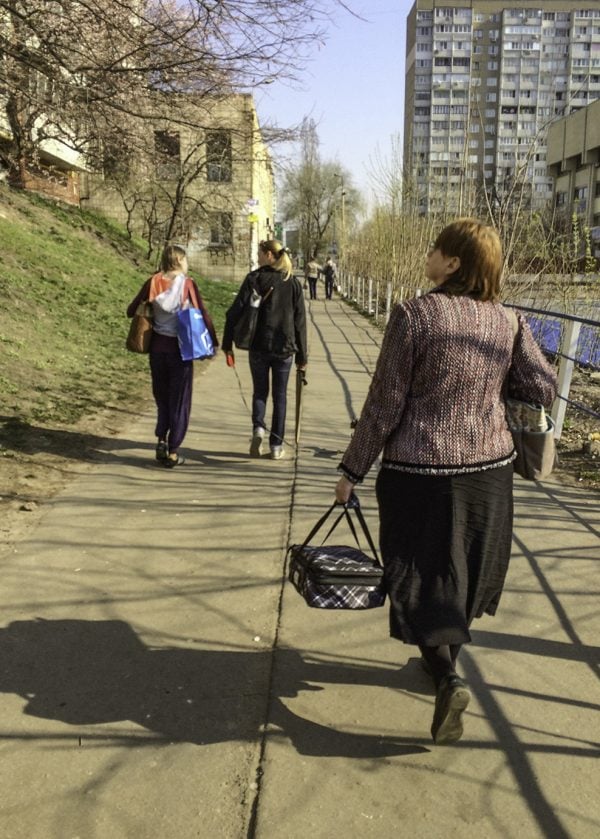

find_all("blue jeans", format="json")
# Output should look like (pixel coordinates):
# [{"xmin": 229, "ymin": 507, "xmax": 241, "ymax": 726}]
[{"xmin": 249, "ymin": 351, "xmax": 293, "ymax": 447}]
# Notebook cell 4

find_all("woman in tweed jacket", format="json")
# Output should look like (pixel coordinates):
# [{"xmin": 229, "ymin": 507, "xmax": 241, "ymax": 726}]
[{"xmin": 335, "ymin": 219, "xmax": 557, "ymax": 745}]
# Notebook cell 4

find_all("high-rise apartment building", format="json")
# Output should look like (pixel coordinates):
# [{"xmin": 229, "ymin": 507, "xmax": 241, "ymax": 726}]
[{"xmin": 404, "ymin": 1, "xmax": 600, "ymax": 215}]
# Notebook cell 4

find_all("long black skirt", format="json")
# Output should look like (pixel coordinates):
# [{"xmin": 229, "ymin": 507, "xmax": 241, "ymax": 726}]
[{"xmin": 376, "ymin": 465, "xmax": 514, "ymax": 647}]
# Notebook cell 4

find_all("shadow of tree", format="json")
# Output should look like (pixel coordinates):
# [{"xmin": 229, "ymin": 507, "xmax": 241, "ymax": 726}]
[{"xmin": 0, "ymin": 415, "xmax": 144, "ymax": 463}]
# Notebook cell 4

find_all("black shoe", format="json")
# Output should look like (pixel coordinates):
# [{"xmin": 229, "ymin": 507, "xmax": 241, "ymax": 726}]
[
  {"xmin": 155, "ymin": 441, "xmax": 168, "ymax": 461},
  {"xmin": 431, "ymin": 675, "xmax": 471, "ymax": 745}
]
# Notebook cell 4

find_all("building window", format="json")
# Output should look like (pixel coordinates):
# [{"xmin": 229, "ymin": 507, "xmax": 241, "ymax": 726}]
[
  {"xmin": 208, "ymin": 212, "xmax": 233, "ymax": 247},
  {"xmin": 206, "ymin": 130, "xmax": 232, "ymax": 182},
  {"xmin": 154, "ymin": 131, "xmax": 181, "ymax": 179}
]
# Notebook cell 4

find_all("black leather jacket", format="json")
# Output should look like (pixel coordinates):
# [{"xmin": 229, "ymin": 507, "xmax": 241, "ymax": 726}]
[{"xmin": 222, "ymin": 266, "xmax": 308, "ymax": 364}]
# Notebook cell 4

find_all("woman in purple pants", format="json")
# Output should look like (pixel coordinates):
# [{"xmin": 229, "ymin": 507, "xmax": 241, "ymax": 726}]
[{"xmin": 127, "ymin": 245, "xmax": 218, "ymax": 467}]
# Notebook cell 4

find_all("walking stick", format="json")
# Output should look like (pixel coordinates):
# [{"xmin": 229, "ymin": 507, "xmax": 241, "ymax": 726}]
[{"xmin": 295, "ymin": 368, "xmax": 308, "ymax": 444}]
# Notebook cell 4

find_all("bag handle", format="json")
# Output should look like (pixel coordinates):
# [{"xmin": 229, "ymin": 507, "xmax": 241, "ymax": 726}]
[
  {"xmin": 185, "ymin": 279, "xmax": 200, "ymax": 310},
  {"xmin": 249, "ymin": 275, "xmax": 273, "ymax": 305},
  {"xmin": 300, "ymin": 493, "xmax": 381, "ymax": 566}
]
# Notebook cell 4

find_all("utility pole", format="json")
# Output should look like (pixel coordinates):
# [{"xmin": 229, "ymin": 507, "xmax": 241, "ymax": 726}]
[{"xmin": 335, "ymin": 173, "xmax": 347, "ymax": 270}]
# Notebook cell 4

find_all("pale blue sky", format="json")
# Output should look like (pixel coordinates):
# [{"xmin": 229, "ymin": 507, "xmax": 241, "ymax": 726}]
[{"xmin": 254, "ymin": 1, "xmax": 413, "ymax": 204}]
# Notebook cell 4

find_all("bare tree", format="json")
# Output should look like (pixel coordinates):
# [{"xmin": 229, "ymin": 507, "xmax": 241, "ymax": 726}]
[
  {"xmin": 0, "ymin": 0, "xmax": 351, "ymax": 183},
  {"xmin": 279, "ymin": 117, "xmax": 360, "ymax": 261}
]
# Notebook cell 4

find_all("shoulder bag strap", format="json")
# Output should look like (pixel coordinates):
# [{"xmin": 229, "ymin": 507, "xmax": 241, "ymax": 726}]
[{"xmin": 185, "ymin": 278, "xmax": 200, "ymax": 310}]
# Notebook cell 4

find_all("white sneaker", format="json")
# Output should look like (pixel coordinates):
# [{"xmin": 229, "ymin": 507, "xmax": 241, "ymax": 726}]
[
  {"xmin": 270, "ymin": 446, "xmax": 284, "ymax": 460},
  {"xmin": 250, "ymin": 427, "xmax": 264, "ymax": 457}
]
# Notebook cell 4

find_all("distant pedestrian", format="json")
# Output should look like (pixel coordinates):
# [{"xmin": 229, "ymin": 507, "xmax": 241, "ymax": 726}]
[
  {"xmin": 334, "ymin": 218, "xmax": 557, "ymax": 744},
  {"xmin": 305, "ymin": 258, "xmax": 321, "ymax": 300},
  {"xmin": 127, "ymin": 245, "xmax": 218, "ymax": 468},
  {"xmin": 222, "ymin": 240, "xmax": 308, "ymax": 460},
  {"xmin": 322, "ymin": 257, "xmax": 337, "ymax": 300}
]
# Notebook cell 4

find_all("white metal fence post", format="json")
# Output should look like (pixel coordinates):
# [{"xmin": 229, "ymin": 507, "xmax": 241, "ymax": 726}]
[
  {"xmin": 385, "ymin": 282, "xmax": 392, "ymax": 324},
  {"xmin": 551, "ymin": 319, "xmax": 581, "ymax": 440}
]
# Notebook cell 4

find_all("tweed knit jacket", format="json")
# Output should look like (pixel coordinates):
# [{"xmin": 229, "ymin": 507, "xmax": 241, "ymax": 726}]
[{"xmin": 339, "ymin": 290, "xmax": 558, "ymax": 481}]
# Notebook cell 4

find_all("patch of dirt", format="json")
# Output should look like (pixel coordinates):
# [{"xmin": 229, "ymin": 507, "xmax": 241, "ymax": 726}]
[
  {"xmin": 0, "ymin": 397, "xmax": 152, "ymax": 551},
  {"xmin": 0, "ymin": 368, "xmax": 598, "ymax": 554},
  {"xmin": 552, "ymin": 368, "xmax": 600, "ymax": 491}
]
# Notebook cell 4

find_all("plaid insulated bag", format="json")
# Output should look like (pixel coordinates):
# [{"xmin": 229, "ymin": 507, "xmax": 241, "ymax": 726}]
[{"xmin": 288, "ymin": 495, "xmax": 386, "ymax": 610}]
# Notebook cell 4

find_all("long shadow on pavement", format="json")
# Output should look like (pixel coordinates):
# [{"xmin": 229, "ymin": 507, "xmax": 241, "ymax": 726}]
[{"xmin": 0, "ymin": 618, "xmax": 428, "ymax": 759}]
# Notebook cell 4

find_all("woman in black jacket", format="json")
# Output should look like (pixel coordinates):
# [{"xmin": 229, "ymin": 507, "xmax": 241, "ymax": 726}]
[{"xmin": 222, "ymin": 240, "xmax": 308, "ymax": 459}]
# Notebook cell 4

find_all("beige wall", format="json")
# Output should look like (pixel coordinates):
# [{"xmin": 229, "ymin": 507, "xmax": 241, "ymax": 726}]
[
  {"xmin": 547, "ymin": 99, "xmax": 600, "ymax": 236},
  {"xmin": 83, "ymin": 94, "xmax": 274, "ymax": 283}
]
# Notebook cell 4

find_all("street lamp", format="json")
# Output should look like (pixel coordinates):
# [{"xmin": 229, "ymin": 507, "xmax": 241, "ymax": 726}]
[{"xmin": 334, "ymin": 173, "xmax": 346, "ymax": 270}]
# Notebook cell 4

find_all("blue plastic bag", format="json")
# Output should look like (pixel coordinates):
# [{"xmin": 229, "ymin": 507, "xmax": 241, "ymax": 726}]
[{"xmin": 177, "ymin": 307, "xmax": 215, "ymax": 361}]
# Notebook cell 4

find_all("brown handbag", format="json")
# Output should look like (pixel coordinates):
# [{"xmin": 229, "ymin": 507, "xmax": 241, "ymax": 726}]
[{"xmin": 126, "ymin": 302, "xmax": 153, "ymax": 353}]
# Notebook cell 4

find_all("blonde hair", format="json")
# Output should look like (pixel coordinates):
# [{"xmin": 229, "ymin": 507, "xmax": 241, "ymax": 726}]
[
  {"xmin": 433, "ymin": 218, "xmax": 502, "ymax": 302},
  {"xmin": 160, "ymin": 244, "xmax": 187, "ymax": 273},
  {"xmin": 259, "ymin": 239, "xmax": 292, "ymax": 280}
]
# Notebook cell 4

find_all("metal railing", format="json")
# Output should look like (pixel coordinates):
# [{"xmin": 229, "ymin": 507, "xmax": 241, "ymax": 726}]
[
  {"xmin": 511, "ymin": 304, "xmax": 600, "ymax": 439},
  {"xmin": 337, "ymin": 272, "xmax": 600, "ymax": 441}
]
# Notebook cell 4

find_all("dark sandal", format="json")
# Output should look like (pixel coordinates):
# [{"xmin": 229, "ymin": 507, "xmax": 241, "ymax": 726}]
[{"xmin": 163, "ymin": 454, "xmax": 185, "ymax": 468}]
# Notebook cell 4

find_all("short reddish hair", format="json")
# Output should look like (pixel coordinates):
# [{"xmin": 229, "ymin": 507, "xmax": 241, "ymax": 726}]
[{"xmin": 434, "ymin": 218, "xmax": 502, "ymax": 302}]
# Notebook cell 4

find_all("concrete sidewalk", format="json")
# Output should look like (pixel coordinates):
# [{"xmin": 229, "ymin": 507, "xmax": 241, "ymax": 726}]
[{"xmin": 0, "ymin": 297, "xmax": 598, "ymax": 839}]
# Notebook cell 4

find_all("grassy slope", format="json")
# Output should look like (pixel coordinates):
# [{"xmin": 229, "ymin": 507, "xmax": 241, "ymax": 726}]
[{"xmin": 0, "ymin": 185, "xmax": 234, "ymax": 428}]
